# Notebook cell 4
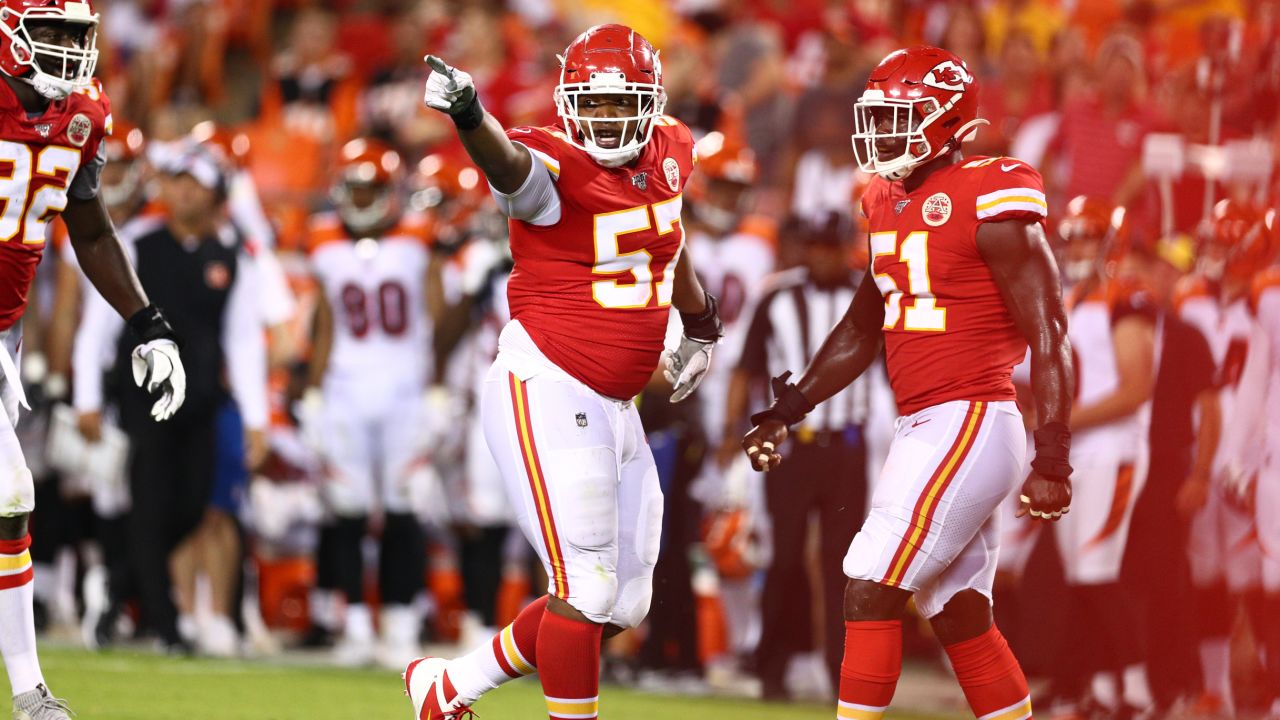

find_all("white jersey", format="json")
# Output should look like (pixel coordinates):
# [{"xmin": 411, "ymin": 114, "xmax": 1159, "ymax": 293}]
[
  {"xmin": 1067, "ymin": 281, "xmax": 1157, "ymax": 459},
  {"xmin": 686, "ymin": 228, "xmax": 774, "ymax": 445},
  {"xmin": 1177, "ymin": 277, "xmax": 1256, "ymax": 479},
  {"xmin": 307, "ymin": 212, "xmax": 434, "ymax": 390}
]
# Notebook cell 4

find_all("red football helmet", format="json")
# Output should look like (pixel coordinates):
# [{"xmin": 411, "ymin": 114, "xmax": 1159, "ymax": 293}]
[
  {"xmin": 0, "ymin": 0, "xmax": 99, "ymax": 100},
  {"xmin": 1201, "ymin": 199, "xmax": 1273, "ymax": 284},
  {"xmin": 852, "ymin": 46, "xmax": 984, "ymax": 181},
  {"xmin": 554, "ymin": 24, "xmax": 666, "ymax": 166},
  {"xmin": 331, "ymin": 138, "xmax": 403, "ymax": 235}
]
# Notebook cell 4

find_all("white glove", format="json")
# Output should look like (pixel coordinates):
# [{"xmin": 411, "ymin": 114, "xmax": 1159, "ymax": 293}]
[
  {"xmin": 662, "ymin": 336, "xmax": 715, "ymax": 403},
  {"xmin": 130, "ymin": 339, "xmax": 186, "ymax": 421},
  {"xmin": 423, "ymin": 55, "xmax": 476, "ymax": 114},
  {"xmin": 296, "ymin": 387, "xmax": 326, "ymax": 456}
]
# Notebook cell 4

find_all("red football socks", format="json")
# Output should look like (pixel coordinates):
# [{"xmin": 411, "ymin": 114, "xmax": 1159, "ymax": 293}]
[
  {"xmin": 447, "ymin": 595, "xmax": 547, "ymax": 705},
  {"xmin": 837, "ymin": 620, "xmax": 903, "ymax": 720},
  {"xmin": 944, "ymin": 624, "xmax": 1032, "ymax": 720},
  {"xmin": 537, "ymin": 609, "xmax": 602, "ymax": 720}
]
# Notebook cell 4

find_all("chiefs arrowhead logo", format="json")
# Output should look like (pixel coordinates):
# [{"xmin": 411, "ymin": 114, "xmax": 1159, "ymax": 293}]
[{"xmin": 922, "ymin": 61, "xmax": 972, "ymax": 93}]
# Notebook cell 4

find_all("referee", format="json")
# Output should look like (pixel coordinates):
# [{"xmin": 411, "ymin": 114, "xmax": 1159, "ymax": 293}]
[
  {"xmin": 73, "ymin": 147, "xmax": 267, "ymax": 652},
  {"xmin": 731, "ymin": 212, "xmax": 870, "ymax": 698}
]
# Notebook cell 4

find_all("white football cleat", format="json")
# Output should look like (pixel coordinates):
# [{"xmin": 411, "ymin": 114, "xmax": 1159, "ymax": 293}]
[{"xmin": 403, "ymin": 657, "xmax": 475, "ymax": 719}]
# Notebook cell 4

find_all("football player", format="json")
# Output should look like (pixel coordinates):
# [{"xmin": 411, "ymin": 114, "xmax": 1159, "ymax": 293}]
[
  {"xmin": 742, "ymin": 46, "xmax": 1072, "ymax": 720},
  {"xmin": 1233, "ymin": 206, "xmax": 1280, "ymax": 720},
  {"xmin": 1052, "ymin": 196, "xmax": 1158, "ymax": 712},
  {"xmin": 0, "ymin": 1, "xmax": 186, "ymax": 717},
  {"xmin": 406, "ymin": 24, "xmax": 723, "ymax": 720},
  {"xmin": 300, "ymin": 138, "xmax": 442, "ymax": 669},
  {"xmin": 1178, "ymin": 200, "xmax": 1273, "ymax": 716}
]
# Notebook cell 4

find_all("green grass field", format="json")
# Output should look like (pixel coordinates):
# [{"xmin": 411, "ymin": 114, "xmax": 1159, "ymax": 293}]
[{"xmin": 4, "ymin": 646, "xmax": 957, "ymax": 719}]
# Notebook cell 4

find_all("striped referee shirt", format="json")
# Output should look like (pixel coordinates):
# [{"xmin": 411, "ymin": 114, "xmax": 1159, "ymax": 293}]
[{"xmin": 738, "ymin": 267, "xmax": 870, "ymax": 435}]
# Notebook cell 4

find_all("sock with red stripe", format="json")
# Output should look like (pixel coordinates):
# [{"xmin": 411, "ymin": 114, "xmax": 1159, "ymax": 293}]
[
  {"xmin": 944, "ymin": 624, "xmax": 1032, "ymax": 720},
  {"xmin": 537, "ymin": 608, "xmax": 601, "ymax": 720},
  {"xmin": 448, "ymin": 595, "xmax": 546, "ymax": 704},
  {"xmin": 0, "ymin": 535, "xmax": 43, "ymax": 695},
  {"xmin": 837, "ymin": 620, "xmax": 902, "ymax": 720}
]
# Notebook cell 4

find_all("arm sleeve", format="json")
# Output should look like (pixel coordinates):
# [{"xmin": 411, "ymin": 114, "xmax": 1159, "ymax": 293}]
[
  {"xmin": 489, "ymin": 142, "xmax": 561, "ymax": 226},
  {"xmin": 222, "ymin": 252, "xmax": 269, "ymax": 429},
  {"xmin": 71, "ymin": 285, "xmax": 124, "ymax": 412},
  {"xmin": 67, "ymin": 141, "xmax": 107, "ymax": 201},
  {"xmin": 250, "ymin": 245, "xmax": 296, "ymax": 327}
]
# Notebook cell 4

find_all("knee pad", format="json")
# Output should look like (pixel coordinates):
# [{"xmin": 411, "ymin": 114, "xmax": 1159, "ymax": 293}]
[
  {"xmin": 379, "ymin": 513, "xmax": 425, "ymax": 605},
  {"xmin": 609, "ymin": 576, "xmax": 653, "ymax": 629},
  {"xmin": 562, "ymin": 570, "xmax": 618, "ymax": 624}
]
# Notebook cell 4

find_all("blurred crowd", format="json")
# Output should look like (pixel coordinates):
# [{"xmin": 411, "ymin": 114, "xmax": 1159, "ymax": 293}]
[{"xmin": 12, "ymin": 0, "xmax": 1280, "ymax": 717}]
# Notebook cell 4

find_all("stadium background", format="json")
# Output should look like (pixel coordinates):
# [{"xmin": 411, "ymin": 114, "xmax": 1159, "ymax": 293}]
[{"xmin": 6, "ymin": 0, "xmax": 1279, "ymax": 718}]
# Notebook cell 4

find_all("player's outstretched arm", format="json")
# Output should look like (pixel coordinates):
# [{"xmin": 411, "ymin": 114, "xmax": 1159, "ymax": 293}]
[
  {"xmin": 742, "ymin": 273, "xmax": 884, "ymax": 471},
  {"xmin": 977, "ymin": 218, "xmax": 1073, "ymax": 520},
  {"xmin": 423, "ymin": 55, "xmax": 531, "ymax": 193},
  {"xmin": 64, "ymin": 195, "xmax": 187, "ymax": 422}
]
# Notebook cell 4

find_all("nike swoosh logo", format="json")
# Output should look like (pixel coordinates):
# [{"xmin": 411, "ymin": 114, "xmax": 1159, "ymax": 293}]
[
  {"xmin": 911, "ymin": 418, "xmax": 931, "ymax": 428},
  {"xmin": 1001, "ymin": 163, "xmax": 1021, "ymax": 172}
]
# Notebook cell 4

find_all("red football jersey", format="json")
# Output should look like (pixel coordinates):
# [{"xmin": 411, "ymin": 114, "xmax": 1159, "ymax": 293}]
[
  {"xmin": 504, "ymin": 118, "xmax": 695, "ymax": 399},
  {"xmin": 0, "ymin": 79, "xmax": 111, "ymax": 331},
  {"xmin": 863, "ymin": 156, "xmax": 1048, "ymax": 415}
]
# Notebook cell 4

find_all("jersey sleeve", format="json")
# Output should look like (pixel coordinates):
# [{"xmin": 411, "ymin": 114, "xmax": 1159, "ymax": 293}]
[
  {"xmin": 974, "ymin": 160, "xmax": 1048, "ymax": 225},
  {"xmin": 1110, "ymin": 284, "xmax": 1158, "ymax": 327},
  {"xmin": 506, "ymin": 126, "xmax": 564, "ymax": 182}
]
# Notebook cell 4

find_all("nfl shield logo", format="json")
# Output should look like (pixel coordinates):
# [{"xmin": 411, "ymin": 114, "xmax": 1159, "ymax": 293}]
[
  {"xmin": 894, "ymin": 199, "xmax": 912, "ymax": 215},
  {"xmin": 575, "ymin": 412, "xmax": 588, "ymax": 428},
  {"xmin": 631, "ymin": 172, "xmax": 648, "ymax": 191},
  {"xmin": 34, "ymin": 123, "xmax": 52, "ymax": 138}
]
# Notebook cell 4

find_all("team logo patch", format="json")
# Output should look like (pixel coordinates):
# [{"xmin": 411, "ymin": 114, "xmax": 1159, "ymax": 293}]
[
  {"xmin": 575, "ymin": 412, "xmax": 588, "ymax": 428},
  {"xmin": 894, "ymin": 199, "xmax": 912, "ymax": 216},
  {"xmin": 663, "ymin": 158, "xmax": 680, "ymax": 192},
  {"xmin": 204, "ymin": 261, "xmax": 230, "ymax": 290},
  {"xmin": 922, "ymin": 192, "xmax": 952, "ymax": 226},
  {"xmin": 631, "ymin": 172, "xmax": 648, "ymax": 192},
  {"xmin": 922, "ymin": 60, "xmax": 973, "ymax": 93},
  {"xmin": 66, "ymin": 113, "xmax": 92, "ymax": 147}
]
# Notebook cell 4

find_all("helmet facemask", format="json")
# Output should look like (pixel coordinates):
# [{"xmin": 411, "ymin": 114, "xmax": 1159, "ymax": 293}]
[
  {"xmin": 0, "ymin": 4, "xmax": 99, "ymax": 100},
  {"xmin": 852, "ymin": 91, "xmax": 985, "ymax": 182},
  {"xmin": 555, "ymin": 64, "xmax": 666, "ymax": 167},
  {"xmin": 334, "ymin": 180, "xmax": 398, "ymax": 237}
]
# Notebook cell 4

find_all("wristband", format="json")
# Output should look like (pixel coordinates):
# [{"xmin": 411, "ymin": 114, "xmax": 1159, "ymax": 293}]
[
  {"xmin": 126, "ymin": 304, "xmax": 180, "ymax": 346},
  {"xmin": 749, "ymin": 372, "xmax": 815, "ymax": 428},
  {"xmin": 451, "ymin": 92, "xmax": 486, "ymax": 132},
  {"xmin": 1031, "ymin": 421, "xmax": 1072, "ymax": 481},
  {"xmin": 680, "ymin": 291, "xmax": 723, "ymax": 342}
]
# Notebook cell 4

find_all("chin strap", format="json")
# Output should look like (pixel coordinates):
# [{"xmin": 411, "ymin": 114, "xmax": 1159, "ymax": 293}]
[{"xmin": 24, "ymin": 72, "xmax": 74, "ymax": 100}]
